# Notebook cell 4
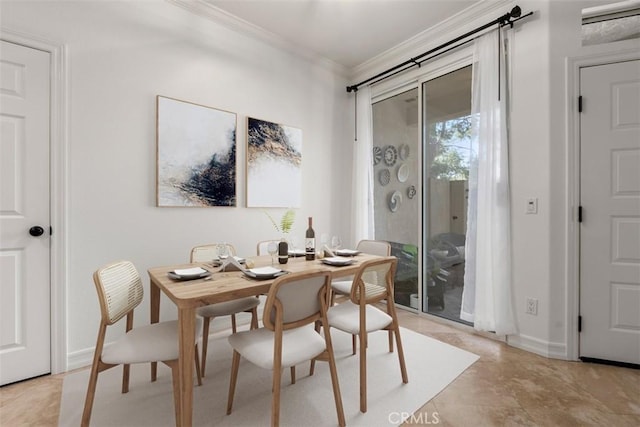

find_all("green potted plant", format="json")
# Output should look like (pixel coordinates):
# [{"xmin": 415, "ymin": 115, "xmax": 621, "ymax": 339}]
[
  {"xmin": 265, "ymin": 209, "xmax": 295, "ymax": 237},
  {"xmin": 265, "ymin": 209, "xmax": 296, "ymax": 263}
]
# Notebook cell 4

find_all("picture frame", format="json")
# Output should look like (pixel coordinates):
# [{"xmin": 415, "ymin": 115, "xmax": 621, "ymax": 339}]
[
  {"xmin": 156, "ymin": 96, "xmax": 237, "ymax": 207},
  {"xmin": 246, "ymin": 117, "xmax": 302, "ymax": 208}
]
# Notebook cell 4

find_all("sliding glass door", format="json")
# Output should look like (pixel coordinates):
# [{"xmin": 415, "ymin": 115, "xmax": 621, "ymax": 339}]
[
  {"xmin": 422, "ymin": 65, "xmax": 472, "ymax": 324},
  {"xmin": 371, "ymin": 64, "xmax": 472, "ymax": 325},
  {"xmin": 372, "ymin": 88, "xmax": 419, "ymax": 308}
]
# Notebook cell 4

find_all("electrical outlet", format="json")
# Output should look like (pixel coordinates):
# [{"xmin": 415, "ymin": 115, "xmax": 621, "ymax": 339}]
[
  {"xmin": 526, "ymin": 198, "xmax": 538, "ymax": 214},
  {"xmin": 526, "ymin": 298, "xmax": 538, "ymax": 315}
]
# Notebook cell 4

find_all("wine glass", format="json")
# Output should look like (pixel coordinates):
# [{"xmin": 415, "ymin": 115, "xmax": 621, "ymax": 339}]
[
  {"xmin": 267, "ymin": 241, "xmax": 278, "ymax": 265},
  {"xmin": 331, "ymin": 235, "xmax": 342, "ymax": 252},
  {"xmin": 290, "ymin": 236, "xmax": 299, "ymax": 252},
  {"xmin": 217, "ymin": 243, "xmax": 229, "ymax": 259}
]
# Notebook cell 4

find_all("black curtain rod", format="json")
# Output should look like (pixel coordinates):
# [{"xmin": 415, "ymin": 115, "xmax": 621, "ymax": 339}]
[{"xmin": 346, "ymin": 5, "xmax": 533, "ymax": 93}]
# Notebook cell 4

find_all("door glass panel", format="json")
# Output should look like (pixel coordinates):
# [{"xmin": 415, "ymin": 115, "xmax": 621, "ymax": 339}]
[
  {"xmin": 423, "ymin": 65, "xmax": 472, "ymax": 324},
  {"xmin": 372, "ymin": 88, "xmax": 419, "ymax": 308}
]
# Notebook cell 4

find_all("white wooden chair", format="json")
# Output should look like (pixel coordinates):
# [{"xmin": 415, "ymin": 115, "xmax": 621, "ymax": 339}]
[
  {"xmin": 226, "ymin": 269, "xmax": 345, "ymax": 427},
  {"xmin": 327, "ymin": 257, "xmax": 408, "ymax": 413},
  {"xmin": 82, "ymin": 260, "xmax": 203, "ymax": 426},
  {"xmin": 191, "ymin": 243, "xmax": 260, "ymax": 377},
  {"xmin": 330, "ymin": 239, "xmax": 391, "ymax": 301}
]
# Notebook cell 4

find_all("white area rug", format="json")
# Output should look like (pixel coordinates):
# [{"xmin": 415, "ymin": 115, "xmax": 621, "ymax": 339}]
[{"xmin": 59, "ymin": 327, "xmax": 478, "ymax": 426}]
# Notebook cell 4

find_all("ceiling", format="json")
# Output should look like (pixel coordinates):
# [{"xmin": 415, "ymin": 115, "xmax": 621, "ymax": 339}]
[{"xmin": 203, "ymin": 0, "xmax": 480, "ymax": 69}]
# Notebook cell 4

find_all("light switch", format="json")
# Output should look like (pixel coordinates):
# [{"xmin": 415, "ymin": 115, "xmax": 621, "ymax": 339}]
[{"xmin": 526, "ymin": 198, "xmax": 538, "ymax": 214}]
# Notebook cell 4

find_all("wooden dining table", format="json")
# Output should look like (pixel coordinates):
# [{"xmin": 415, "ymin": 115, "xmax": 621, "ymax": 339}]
[{"xmin": 148, "ymin": 252, "xmax": 387, "ymax": 426}]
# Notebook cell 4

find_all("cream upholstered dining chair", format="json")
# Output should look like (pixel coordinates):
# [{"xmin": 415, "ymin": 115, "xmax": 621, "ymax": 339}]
[
  {"xmin": 326, "ymin": 257, "xmax": 408, "ymax": 413},
  {"xmin": 226, "ymin": 269, "xmax": 345, "ymax": 427},
  {"xmin": 82, "ymin": 260, "xmax": 203, "ymax": 427},
  {"xmin": 191, "ymin": 243, "xmax": 260, "ymax": 377},
  {"xmin": 330, "ymin": 239, "xmax": 391, "ymax": 302}
]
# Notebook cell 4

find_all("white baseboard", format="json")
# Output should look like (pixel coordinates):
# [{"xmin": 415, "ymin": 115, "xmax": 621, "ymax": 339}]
[{"xmin": 507, "ymin": 333, "xmax": 570, "ymax": 360}]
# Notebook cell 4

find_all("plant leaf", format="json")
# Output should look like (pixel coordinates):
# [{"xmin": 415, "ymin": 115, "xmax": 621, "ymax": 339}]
[{"xmin": 280, "ymin": 209, "xmax": 295, "ymax": 234}]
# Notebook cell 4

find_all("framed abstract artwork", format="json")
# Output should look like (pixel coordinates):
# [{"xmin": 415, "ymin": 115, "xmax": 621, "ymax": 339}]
[
  {"xmin": 156, "ymin": 96, "xmax": 237, "ymax": 207},
  {"xmin": 246, "ymin": 117, "xmax": 302, "ymax": 208}
]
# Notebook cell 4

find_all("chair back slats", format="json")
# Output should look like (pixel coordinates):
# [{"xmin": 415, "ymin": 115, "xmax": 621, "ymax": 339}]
[
  {"xmin": 94, "ymin": 261, "xmax": 144, "ymax": 325},
  {"xmin": 350, "ymin": 258, "xmax": 397, "ymax": 304},
  {"xmin": 263, "ymin": 270, "xmax": 330, "ymax": 331},
  {"xmin": 190, "ymin": 243, "xmax": 237, "ymax": 263},
  {"xmin": 356, "ymin": 240, "xmax": 391, "ymax": 257}
]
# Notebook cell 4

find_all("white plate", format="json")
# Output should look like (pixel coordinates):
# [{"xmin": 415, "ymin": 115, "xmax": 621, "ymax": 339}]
[
  {"xmin": 212, "ymin": 256, "xmax": 245, "ymax": 265},
  {"xmin": 244, "ymin": 266, "xmax": 287, "ymax": 280},
  {"xmin": 288, "ymin": 249, "xmax": 306, "ymax": 257},
  {"xmin": 335, "ymin": 249, "xmax": 360, "ymax": 257},
  {"xmin": 321, "ymin": 257, "xmax": 356, "ymax": 266},
  {"xmin": 168, "ymin": 267, "xmax": 211, "ymax": 281},
  {"xmin": 397, "ymin": 164, "xmax": 409, "ymax": 182}
]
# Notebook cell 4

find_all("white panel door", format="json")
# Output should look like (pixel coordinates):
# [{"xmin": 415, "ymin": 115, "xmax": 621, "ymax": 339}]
[
  {"xmin": 580, "ymin": 59, "xmax": 640, "ymax": 365},
  {"xmin": 0, "ymin": 40, "xmax": 51, "ymax": 385}
]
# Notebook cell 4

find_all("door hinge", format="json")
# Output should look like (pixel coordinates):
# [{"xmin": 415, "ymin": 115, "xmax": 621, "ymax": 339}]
[
  {"xmin": 578, "ymin": 96, "xmax": 583, "ymax": 113},
  {"xmin": 578, "ymin": 206, "xmax": 583, "ymax": 223},
  {"xmin": 578, "ymin": 315, "xmax": 582, "ymax": 332}
]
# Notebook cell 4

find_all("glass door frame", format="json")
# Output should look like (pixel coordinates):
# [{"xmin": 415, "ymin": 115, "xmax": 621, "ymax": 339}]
[{"xmin": 370, "ymin": 48, "xmax": 474, "ymax": 316}]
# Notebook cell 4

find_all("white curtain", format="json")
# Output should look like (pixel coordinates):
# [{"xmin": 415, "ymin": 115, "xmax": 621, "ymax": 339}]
[
  {"xmin": 351, "ymin": 86, "xmax": 374, "ymax": 245},
  {"xmin": 460, "ymin": 28, "xmax": 517, "ymax": 335}
]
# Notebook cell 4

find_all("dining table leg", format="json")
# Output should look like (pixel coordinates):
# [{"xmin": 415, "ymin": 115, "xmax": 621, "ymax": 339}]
[
  {"xmin": 150, "ymin": 280, "xmax": 160, "ymax": 381},
  {"xmin": 178, "ymin": 306, "xmax": 196, "ymax": 427}
]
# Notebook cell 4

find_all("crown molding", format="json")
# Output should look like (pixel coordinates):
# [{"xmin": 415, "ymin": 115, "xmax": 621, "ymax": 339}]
[
  {"xmin": 166, "ymin": 0, "xmax": 348, "ymax": 77},
  {"xmin": 350, "ymin": 0, "xmax": 514, "ymax": 82}
]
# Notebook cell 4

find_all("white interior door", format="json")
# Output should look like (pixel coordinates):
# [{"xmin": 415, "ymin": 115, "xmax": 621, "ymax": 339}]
[
  {"xmin": 579, "ymin": 59, "xmax": 640, "ymax": 365},
  {"xmin": 0, "ymin": 40, "xmax": 51, "ymax": 385}
]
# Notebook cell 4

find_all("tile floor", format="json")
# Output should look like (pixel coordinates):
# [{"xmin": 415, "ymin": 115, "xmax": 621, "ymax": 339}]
[{"xmin": 1, "ymin": 310, "xmax": 639, "ymax": 426}]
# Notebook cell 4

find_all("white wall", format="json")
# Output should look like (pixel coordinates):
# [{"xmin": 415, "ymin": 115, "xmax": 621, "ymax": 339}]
[{"xmin": 1, "ymin": 0, "xmax": 352, "ymax": 368}]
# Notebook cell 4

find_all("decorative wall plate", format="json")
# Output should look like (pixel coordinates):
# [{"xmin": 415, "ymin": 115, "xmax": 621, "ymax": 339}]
[
  {"xmin": 389, "ymin": 190, "xmax": 403, "ymax": 212},
  {"xmin": 397, "ymin": 164, "xmax": 409, "ymax": 182},
  {"xmin": 373, "ymin": 146, "xmax": 382, "ymax": 165},
  {"xmin": 407, "ymin": 185, "xmax": 416, "ymax": 199},
  {"xmin": 399, "ymin": 144, "xmax": 410, "ymax": 160},
  {"xmin": 378, "ymin": 168, "xmax": 391, "ymax": 186},
  {"xmin": 383, "ymin": 145, "xmax": 398, "ymax": 166}
]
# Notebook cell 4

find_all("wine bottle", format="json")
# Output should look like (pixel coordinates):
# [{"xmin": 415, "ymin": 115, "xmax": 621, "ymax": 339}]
[{"xmin": 305, "ymin": 217, "xmax": 315, "ymax": 260}]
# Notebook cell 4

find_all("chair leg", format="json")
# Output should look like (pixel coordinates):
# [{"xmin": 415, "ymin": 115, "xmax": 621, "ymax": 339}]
[
  {"xmin": 324, "ymin": 333, "xmax": 346, "ymax": 427},
  {"xmin": 167, "ymin": 361, "xmax": 181, "ymax": 426},
  {"xmin": 359, "ymin": 332, "xmax": 368, "ymax": 413},
  {"xmin": 290, "ymin": 366, "xmax": 296, "ymax": 384},
  {"xmin": 231, "ymin": 314, "xmax": 237, "ymax": 333},
  {"xmin": 250, "ymin": 307, "xmax": 259, "ymax": 330},
  {"xmin": 309, "ymin": 320, "xmax": 321, "ymax": 376},
  {"xmin": 271, "ymin": 369, "xmax": 283, "ymax": 427},
  {"xmin": 226, "ymin": 350, "xmax": 241, "ymax": 415},
  {"xmin": 122, "ymin": 363, "xmax": 130, "ymax": 393},
  {"xmin": 194, "ymin": 344, "xmax": 202, "ymax": 386},
  {"xmin": 352, "ymin": 334, "xmax": 356, "ymax": 355},
  {"xmin": 387, "ymin": 303, "xmax": 408, "ymax": 384},
  {"xmin": 81, "ymin": 362, "xmax": 102, "ymax": 427},
  {"xmin": 392, "ymin": 325, "xmax": 408, "ymax": 384},
  {"xmin": 201, "ymin": 316, "xmax": 211, "ymax": 377},
  {"xmin": 388, "ymin": 330, "xmax": 394, "ymax": 353}
]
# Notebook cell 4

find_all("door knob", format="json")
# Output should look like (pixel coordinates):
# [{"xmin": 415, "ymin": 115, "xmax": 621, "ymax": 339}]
[{"xmin": 29, "ymin": 226, "xmax": 45, "ymax": 237}]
